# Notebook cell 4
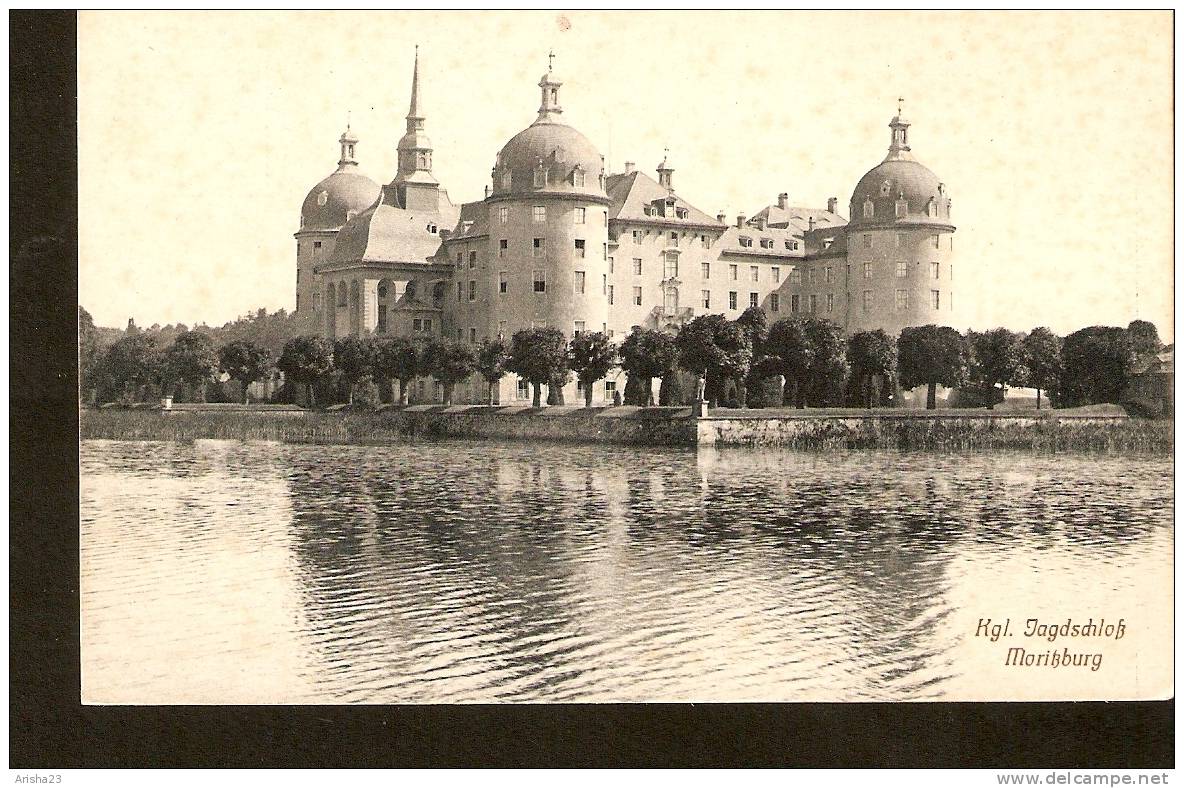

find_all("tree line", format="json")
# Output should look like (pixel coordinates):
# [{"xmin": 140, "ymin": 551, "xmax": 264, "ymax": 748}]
[{"xmin": 83, "ymin": 303, "xmax": 1164, "ymax": 411}]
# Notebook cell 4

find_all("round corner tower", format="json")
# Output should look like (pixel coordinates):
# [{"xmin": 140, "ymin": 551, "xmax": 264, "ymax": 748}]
[
  {"xmin": 842, "ymin": 102, "xmax": 955, "ymax": 337},
  {"xmin": 481, "ymin": 58, "xmax": 612, "ymax": 341}
]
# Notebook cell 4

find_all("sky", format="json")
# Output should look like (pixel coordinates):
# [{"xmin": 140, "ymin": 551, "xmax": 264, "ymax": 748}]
[{"xmin": 78, "ymin": 11, "xmax": 1173, "ymax": 339}]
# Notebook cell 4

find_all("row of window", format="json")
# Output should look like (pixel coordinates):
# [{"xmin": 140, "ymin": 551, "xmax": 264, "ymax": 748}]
[
  {"xmin": 860, "ymin": 197, "xmax": 945, "ymax": 220},
  {"xmin": 787, "ymin": 261, "xmax": 951, "ymax": 286},
  {"xmin": 460, "ymin": 238, "xmax": 612, "ymax": 263},
  {"xmin": 737, "ymin": 236, "xmax": 799, "ymax": 251},
  {"xmin": 860, "ymin": 232, "xmax": 950, "ymax": 250},
  {"xmin": 513, "ymin": 378, "xmax": 620, "ymax": 400},
  {"xmin": 497, "ymin": 205, "xmax": 610, "ymax": 226}
]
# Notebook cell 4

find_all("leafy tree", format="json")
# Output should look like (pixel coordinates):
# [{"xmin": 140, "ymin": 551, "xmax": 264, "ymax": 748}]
[
  {"xmin": 218, "ymin": 340, "xmax": 274, "ymax": 404},
  {"xmin": 1127, "ymin": 320, "xmax": 1162, "ymax": 366},
  {"xmin": 621, "ymin": 327, "xmax": 678, "ymax": 407},
  {"xmin": 507, "ymin": 327, "xmax": 570, "ymax": 407},
  {"xmin": 734, "ymin": 306, "xmax": 770, "ymax": 404},
  {"xmin": 1021, "ymin": 327, "xmax": 1062, "ymax": 410},
  {"xmin": 622, "ymin": 374, "xmax": 646, "ymax": 406},
  {"xmin": 79, "ymin": 306, "xmax": 103, "ymax": 400},
  {"xmin": 766, "ymin": 318, "xmax": 813, "ymax": 407},
  {"xmin": 99, "ymin": 332, "xmax": 162, "ymax": 402},
  {"xmin": 659, "ymin": 367, "xmax": 694, "ymax": 406},
  {"xmin": 375, "ymin": 335, "xmax": 425, "ymax": 405},
  {"xmin": 423, "ymin": 338, "xmax": 477, "ymax": 406},
  {"xmin": 966, "ymin": 328, "xmax": 1025, "ymax": 409},
  {"xmin": 847, "ymin": 329, "xmax": 897, "ymax": 408},
  {"xmin": 801, "ymin": 318, "xmax": 847, "ymax": 407},
  {"xmin": 744, "ymin": 357, "xmax": 785, "ymax": 408},
  {"xmin": 277, "ymin": 335, "xmax": 334, "ymax": 408},
  {"xmin": 1059, "ymin": 326, "xmax": 1134, "ymax": 407},
  {"xmin": 163, "ymin": 330, "xmax": 220, "ymax": 402},
  {"xmin": 674, "ymin": 315, "xmax": 751, "ymax": 407},
  {"xmin": 547, "ymin": 371, "xmax": 571, "ymax": 406},
  {"xmin": 898, "ymin": 325, "xmax": 969, "ymax": 410},
  {"xmin": 333, "ymin": 336, "xmax": 377, "ymax": 404},
  {"xmin": 569, "ymin": 332, "xmax": 617, "ymax": 407},
  {"xmin": 475, "ymin": 336, "xmax": 511, "ymax": 405}
]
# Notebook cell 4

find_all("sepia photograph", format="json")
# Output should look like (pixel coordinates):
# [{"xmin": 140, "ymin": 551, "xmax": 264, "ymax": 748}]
[
  {"xmin": 68, "ymin": 10, "xmax": 1175, "ymax": 712},
  {"xmin": 0, "ymin": 14, "xmax": 1154, "ymax": 777}
]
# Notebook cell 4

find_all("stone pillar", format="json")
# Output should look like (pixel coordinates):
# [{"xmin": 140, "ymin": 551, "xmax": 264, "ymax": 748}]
[
  {"xmin": 361, "ymin": 278, "xmax": 380, "ymax": 334},
  {"xmin": 349, "ymin": 280, "xmax": 361, "ymax": 336}
]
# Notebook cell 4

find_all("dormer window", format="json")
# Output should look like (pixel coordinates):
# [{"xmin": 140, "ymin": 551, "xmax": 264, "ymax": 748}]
[
  {"xmin": 676, "ymin": 208, "xmax": 688, "ymax": 220},
  {"xmin": 643, "ymin": 205, "xmax": 655, "ymax": 216},
  {"xmin": 926, "ymin": 197, "xmax": 937, "ymax": 218},
  {"xmin": 501, "ymin": 170, "xmax": 511, "ymax": 190},
  {"xmin": 533, "ymin": 166, "xmax": 546, "ymax": 188},
  {"xmin": 823, "ymin": 238, "xmax": 834, "ymax": 250},
  {"xmin": 427, "ymin": 223, "xmax": 437, "ymax": 234},
  {"xmin": 572, "ymin": 167, "xmax": 585, "ymax": 187},
  {"xmin": 880, "ymin": 181, "xmax": 891, "ymax": 197},
  {"xmin": 760, "ymin": 238, "xmax": 773, "ymax": 249},
  {"xmin": 863, "ymin": 198, "xmax": 874, "ymax": 219},
  {"xmin": 739, "ymin": 236, "xmax": 753, "ymax": 248},
  {"xmin": 895, "ymin": 197, "xmax": 908, "ymax": 218}
]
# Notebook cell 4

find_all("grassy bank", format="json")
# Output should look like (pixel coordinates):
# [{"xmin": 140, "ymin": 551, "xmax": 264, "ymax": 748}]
[
  {"xmin": 742, "ymin": 416, "xmax": 1172, "ymax": 452},
  {"xmin": 79, "ymin": 407, "xmax": 1172, "ymax": 452}
]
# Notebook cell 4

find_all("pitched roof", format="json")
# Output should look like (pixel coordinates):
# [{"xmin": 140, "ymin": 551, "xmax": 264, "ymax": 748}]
[
  {"xmin": 715, "ymin": 225, "xmax": 804, "ymax": 259},
  {"xmin": 446, "ymin": 200, "xmax": 489, "ymax": 241},
  {"xmin": 329, "ymin": 200, "xmax": 458, "ymax": 265},
  {"xmin": 750, "ymin": 203, "xmax": 847, "ymax": 235},
  {"xmin": 605, "ymin": 170, "xmax": 723, "ymax": 227}
]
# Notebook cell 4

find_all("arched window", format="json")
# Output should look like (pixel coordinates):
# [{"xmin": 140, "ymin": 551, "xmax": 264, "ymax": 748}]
[
  {"xmin": 534, "ymin": 166, "xmax": 546, "ymax": 188},
  {"xmin": 337, "ymin": 281, "xmax": 347, "ymax": 307},
  {"xmin": 862, "ymin": 198, "xmax": 874, "ymax": 219},
  {"xmin": 880, "ymin": 181, "xmax": 891, "ymax": 197},
  {"xmin": 572, "ymin": 167, "xmax": 585, "ymax": 187},
  {"xmin": 501, "ymin": 170, "xmax": 512, "ymax": 190},
  {"xmin": 926, "ymin": 197, "xmax": 937, "ymax": 218}
]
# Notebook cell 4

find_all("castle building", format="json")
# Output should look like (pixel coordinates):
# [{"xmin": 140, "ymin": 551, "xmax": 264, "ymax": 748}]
[{"xmin": 294, "ymin": 56, "xmax": 956, "ymax": 405}]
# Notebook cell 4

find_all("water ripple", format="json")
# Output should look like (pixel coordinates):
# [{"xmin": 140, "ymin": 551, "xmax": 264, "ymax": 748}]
[{"xmin": 81, "ymin": 440, "xmax": 1173, "ymax": 703}]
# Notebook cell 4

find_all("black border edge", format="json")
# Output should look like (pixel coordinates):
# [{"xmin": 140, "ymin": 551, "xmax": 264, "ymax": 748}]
[{"xmin": 9, "ymin": 9, "xmax": 1174, "ymax": 769}]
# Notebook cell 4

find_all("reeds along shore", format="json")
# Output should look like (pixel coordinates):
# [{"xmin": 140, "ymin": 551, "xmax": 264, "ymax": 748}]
[{"xmin": 78, "ymin": 408, "xmax": 1173, "ymax": 452}]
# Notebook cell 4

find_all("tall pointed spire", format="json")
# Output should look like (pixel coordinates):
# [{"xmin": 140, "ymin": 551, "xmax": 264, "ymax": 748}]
[
  {"xmin": 395, "ymin": 46, "xmax": 435, "ymax": 184},
  {"xmin": 407, "ymin": 44, "xmax": 423, "ymax": 126}
]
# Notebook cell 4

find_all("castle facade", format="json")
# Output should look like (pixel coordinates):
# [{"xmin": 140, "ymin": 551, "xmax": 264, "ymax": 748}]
[{"xmin": 294, "ymin": 54, "xmax": 956, "ymax": 405}]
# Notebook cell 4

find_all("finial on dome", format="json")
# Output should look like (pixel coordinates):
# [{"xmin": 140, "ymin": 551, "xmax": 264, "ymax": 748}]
[
  {"xmin": 885, "ymin": 100, "xmax": 914, "ymax": 161},
  {"xmin": 536, "ymin": 54, "xmax": 564, "ymax": 123},
  {"xmin": 338, "ymin": 118, "xmax": 359, "ymax": 167}
]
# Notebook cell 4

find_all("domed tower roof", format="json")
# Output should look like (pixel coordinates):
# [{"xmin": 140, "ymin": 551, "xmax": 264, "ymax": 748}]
[
  {"xmin": 847, "ymin": 100, "xmax": 953, "ymax": 228},
  {"xmin": 299, "ymin": 124, "xmax": 381, "ymax": 231},
  {"xmin": 489, "ymin": 54, "xmax": 607, "ymax": 201}
]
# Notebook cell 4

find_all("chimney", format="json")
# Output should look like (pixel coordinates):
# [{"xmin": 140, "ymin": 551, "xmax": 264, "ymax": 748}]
[
  {"xmin": 736, "ymin": 213, "xmax": 747, "ymax": 228},
  {"xmin": 777, "ymin": 192, "xmax": 789, "ymax": 210},
  {"xmin": 484, "ymin": 185, "xmax": 492, "ymax": 198},
  {"xmin": 717, "ymin": 211, "xmax": 727, "ymax": 224},
  {"xmin": 754, "ymin": 216, "xmax": 767, "ymax": 230},
  {"xmin": 807, "ymin": 217, "xmax": 816, "ymax": 232},
  {"xmin": 827, "ymin": 197, "xmax": 838, "ymax": 213},
  {"xmin": 624, "ymin": 161, "xmax": 636, "ymax": 175}
]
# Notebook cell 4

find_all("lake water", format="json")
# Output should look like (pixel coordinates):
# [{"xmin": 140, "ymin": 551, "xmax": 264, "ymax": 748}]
[{"xmin": 80, "ymin": 439, "xmax": 1173, "ymax": 703}]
